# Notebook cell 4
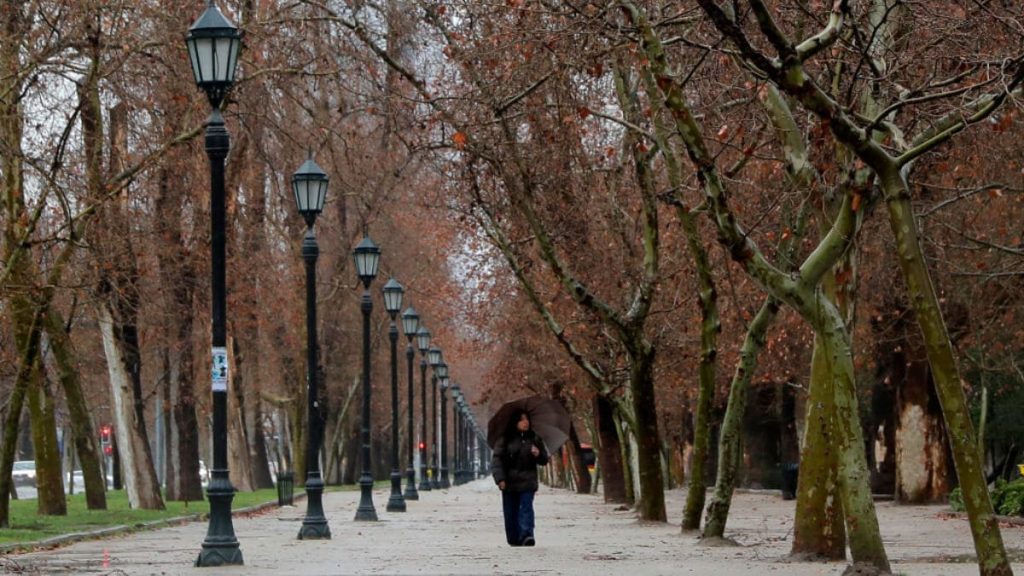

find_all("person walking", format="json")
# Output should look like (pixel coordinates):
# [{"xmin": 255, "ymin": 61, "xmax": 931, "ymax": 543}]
[{"xmin": 492, "ymin": 411, "xmax": 549, "ymax": 547}]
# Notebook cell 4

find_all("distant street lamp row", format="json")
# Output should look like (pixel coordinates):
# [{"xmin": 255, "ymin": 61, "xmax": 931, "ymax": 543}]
[{"xmin": 186, "ymin": 2, "xmax": 486, "ymax": 568}]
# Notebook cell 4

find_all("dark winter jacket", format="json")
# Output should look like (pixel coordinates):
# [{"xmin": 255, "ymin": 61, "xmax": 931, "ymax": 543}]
[{"xmin": 492, "ymin": 430, "xmax": 550, "ymax": 493}]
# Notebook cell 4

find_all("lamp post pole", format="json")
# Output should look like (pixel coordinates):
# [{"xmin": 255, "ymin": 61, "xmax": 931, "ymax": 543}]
[
  {"xmin": 383, "ymin": 279, "xmax": 406, "ymax": 513},
  {"xmin": 459, "ymin": 400, "xmax": 467, "ymax": 484},
  {"xmin": 452, "ymin": 397, "xmax": 461, "ymax": 485},
  {"xmin": 293, "ymin": 157, "xmax": 330, "ymax": 540},
  {"xmin": 402, "ymin": 308, "xmax": 420, "ymax": 501},
  {"xmin": 427, "ymin": 347, "xmax": 442, "ymax": 489},
  {"xmin": 187, "ymin": 1, "xmax": 243, "ymax": 567},
  {"xmin": 439, "ymin": 372, "xmax": 450, "ymax": 489},
  {"xmin": 353, "ymin": 237, "xmax": 381, "ymax": 521},
  {"xmin": 417, "ymin": 328, "xmax": 432, "ymax": 492}
]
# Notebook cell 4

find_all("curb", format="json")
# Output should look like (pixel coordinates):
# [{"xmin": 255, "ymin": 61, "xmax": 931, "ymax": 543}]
[{"xmin": 0, "ymin": 491, "xmax": 306, "ymax": 555}]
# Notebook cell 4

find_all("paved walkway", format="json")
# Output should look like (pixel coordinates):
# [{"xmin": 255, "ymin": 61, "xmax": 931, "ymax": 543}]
[{"xmin": 3, "ymin": 478, "xmax": 1023, "ymax": 575}]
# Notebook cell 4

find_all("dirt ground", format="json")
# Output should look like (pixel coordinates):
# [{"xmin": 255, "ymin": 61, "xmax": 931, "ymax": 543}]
[{"xmin": 2, "ymin": 478, "xmax": 1021, "ymax": 575}]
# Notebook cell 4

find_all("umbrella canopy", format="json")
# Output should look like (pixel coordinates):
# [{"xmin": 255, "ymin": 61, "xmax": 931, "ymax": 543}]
[{"xmin": 487, "ymin": 395, "xmax": 571, "ymax": 452}]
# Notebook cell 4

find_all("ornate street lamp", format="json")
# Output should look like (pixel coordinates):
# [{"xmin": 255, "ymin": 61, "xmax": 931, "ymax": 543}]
[
  {"xmin": 416, "ymin": 328, "xmax": 432, "ymax": 492},
  {"xmin": 354, "ymin": 236, "xmax": 381, "ymax": 521},
  {"xmin": 293, "ymin": 156, "xmax": 330, "ymax": 540},
  {"xmin": 437, "ymin": 366, "xmax": 450, "ymax": 489},
  {"xmin": 187, "ymin": 1, "xmax": 243, "ymax": 567},
  {"xmin": 428, "ymin": 347, "xmax": 443, "ymax": 489},
  {"xmin": 401, "ymin": 307, "xmax": 420, "ymax": 501},
  {"xmin": 382, "ymin": 279, "xmax": 406, "ymax": 512}
]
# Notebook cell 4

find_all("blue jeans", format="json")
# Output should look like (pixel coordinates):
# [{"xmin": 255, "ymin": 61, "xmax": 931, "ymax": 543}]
[{"xmin": 501, "ymin": 489, "xmax": 535, "ymax": 545}]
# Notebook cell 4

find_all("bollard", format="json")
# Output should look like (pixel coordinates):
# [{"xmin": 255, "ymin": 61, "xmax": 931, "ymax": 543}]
[{"xmin": 277, "ymin": 472, "xmax": 295, "ymax": 506}]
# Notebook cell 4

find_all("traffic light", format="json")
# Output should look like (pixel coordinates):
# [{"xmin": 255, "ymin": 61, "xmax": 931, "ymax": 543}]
[
  {"xmin": 418, "ymin": 442, "xmax": 425, "ymax": 450},
  {"xmin": 100, "ymin": 425, "xmax": 112, "ymax": 455}
]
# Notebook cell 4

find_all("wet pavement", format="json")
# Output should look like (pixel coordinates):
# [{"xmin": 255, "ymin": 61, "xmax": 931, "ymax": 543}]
[{"xmin": 3, "ymin": 478, "xmax": 1023, "ymax": 575}]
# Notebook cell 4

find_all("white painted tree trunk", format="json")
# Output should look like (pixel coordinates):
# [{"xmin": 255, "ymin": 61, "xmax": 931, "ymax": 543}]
[{"xmin": 98, "ymin": 305, "xmax": 164, "ymax": 509}]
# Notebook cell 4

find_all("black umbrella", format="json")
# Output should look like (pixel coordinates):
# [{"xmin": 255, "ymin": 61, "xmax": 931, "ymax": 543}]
[{"xmin": 487, "ymin": 395, "xmax": 571, "ymax": 452}]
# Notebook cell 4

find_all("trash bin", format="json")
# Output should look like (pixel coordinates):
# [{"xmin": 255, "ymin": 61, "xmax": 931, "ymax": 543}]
[
  {"xmin": 781, "ymin": 463, "xmax": 799, "ymax": 500},
  {"xmin": 277, "ymin": 472, "xmax": 295, "ymax": 506}
]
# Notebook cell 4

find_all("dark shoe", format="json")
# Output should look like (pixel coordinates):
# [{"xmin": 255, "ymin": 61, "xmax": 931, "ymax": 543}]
[{"xmin": 522, "ymin": 536, "xmax": 535, "ymax": 547}]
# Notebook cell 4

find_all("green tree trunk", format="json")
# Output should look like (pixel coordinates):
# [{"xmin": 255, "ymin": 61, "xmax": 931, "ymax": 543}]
[
  {"xmin": 0, "ymin": 309, "xmax": 41, "ymax": 527},
  {"xmin": 28, "ymin": 363, "xmax": 66, "ymax": 516},
  {"xmin": 792, "ymin": 334, "xmax": 846, "ymax": 559},
  {"xmin": 814, "ymin": 314, "xmax": 889, "ymax": 571},
  {"xmin": 43, "ymin": 308, "xmax": 106, "ymax": 510},
  {"xmin": 880, "ymin": 172, "xmax": 1010, "ymax": 576},
  {"xmin": 703, "ymin": 297, "xmax": 781, "ymax": 538},
  {"xmin": 628, "ymin": 342, "xmax": 666, "ymax": 521}
]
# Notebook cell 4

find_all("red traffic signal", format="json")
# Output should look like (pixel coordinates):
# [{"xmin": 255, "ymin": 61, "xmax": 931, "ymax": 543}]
[
  {"xmin": 418, "ymin": 442, "xmax": 425, "ymax": 450},
  {"xmin": 100, "ymin": 425, "xmax": 112, "ymax": 439},
  {"xmin": 103, "ymin": 445, "xmax": 113, "ymax": 455}
]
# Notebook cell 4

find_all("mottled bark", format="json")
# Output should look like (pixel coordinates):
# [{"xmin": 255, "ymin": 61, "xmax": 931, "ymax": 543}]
[
  {"xmin": 881, "ymin": 175, "xmax": 1008, "ymax": 575},
  {"xmin": 27, "ymin": 364, "xmax": 65, "ymax": 515},
  {"xmin": 792, "ymin": 335, "xmax": 846, "ymax": 559},
  {"xmin": 0, "ymin": 309, "xmax": 41, "ymax": 527},
  {"xmin": 890, "ymin": 351, "xmax": 950, "ymax": 503},
  {"xmin": 628, "ymin": 343, "xmax": 666, "ymax": 521},
  {"xmin": 703, "ymin": 297, "xmax": 781, "ymax": 538},
  {"xmin": 43, "ymin": 309, "xmax": 106, "ymax": 509}
]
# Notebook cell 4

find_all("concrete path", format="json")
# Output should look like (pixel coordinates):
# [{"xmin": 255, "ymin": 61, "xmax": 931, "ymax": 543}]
[{"xmin": 3, "ymin": 478, "xmax": 1022, "ymax": 575}]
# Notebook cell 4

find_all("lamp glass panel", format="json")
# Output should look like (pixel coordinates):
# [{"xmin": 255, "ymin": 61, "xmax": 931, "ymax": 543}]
[
  {"xmin": 195, "ymin": 37, "xmax": 214, "ymax": 83},
  {"xmin": 292, "ymin": 179, "xmax": 307, "ymax": 212},
  {"xmin": 187, "ymin": 39, "xmax": 203, "ymax": 83},
  {"xmin": 226, "ymin": 35, "xmax": 241, "ymax": 82},
  {"xmin": 417, "ymin": 328, "xmax": 431, "ymax": 352},
  {"xmin": 214, "ymin": 37, "xmax": 232, "ymax": 82},
  {"xmin": 315, "ymin": 179, "xmax": 326, "ymax": 212},
  {"xmin": 402, "ymin": 309, "xmax": 419, "ymax": 336}
]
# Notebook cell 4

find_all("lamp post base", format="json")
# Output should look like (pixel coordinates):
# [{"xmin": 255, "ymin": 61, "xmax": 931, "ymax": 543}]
[
  {"xmin": 440, "ymin": 467, "xmax": 451, "ymax": 489},
  {"xmin": 386, "ymin": 471, "xmax": 407, "ymax": 512},
  {"xmin": 297, "ymin": 475, "xmax": 331, "ymax": 539},
  {"xmin": 404, "ymin": 468, "xmax": 419, "ymax": 500},
  {"xmin": 196, "ymin": 480, "xmax": 243, "ymax": 567},
  {"xmin": 418, "ymin": 465, "xmax": 432, "ymax": 491},
  {"xmin": 196, "ymin": 544, "xmax": 243, "ymax": 568},
  {"xmin": 354, "ymin": 474, "xmax": 378, "ymax": 521}
]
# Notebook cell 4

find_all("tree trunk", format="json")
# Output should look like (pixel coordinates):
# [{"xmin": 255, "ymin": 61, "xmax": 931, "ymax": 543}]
[
  {"xmin": 682, "ymin": 267, "xmax": 720, "ymax": 530},
  {"xmin": 227, "ymin": 338, "xmax": 254, "ymax": 492},
  {"xmin": 881, "ymin": 174, "xmax": 1010, "ymax": 575},
  {"xmin": 155, "ymin": 164, "xmax": 203, "ymax": 503},
  {"xmin": 568, "ymin": 424, "xmax": 592, "ymax": 494},
  {"xmin": 817, "ymin": 319, "xmax": 889, "ymax": 571},
  {"xmin": 43, "ymin": 308, "xmax": 106, "ymax": 509},
  {"xmin": 893, "ymin": 355, "xmax": 950, "ymax": 503},
  {"xmin": 27, "ymin": 364, "xmax": 66, "ymax": 515},
  {"xmin": 98, "ymin": 305, "xmax": 164, "ymax": 510},
  {"xmin": 595, "ymin": 394, "xmax": 627, "ymax": 503},
  {"xmin": 0, "ymin": 308, "xmax": 41, "ymax": 527},
  {"xmin": 792, "ymin": 334, "xmax": 846, "ymax": 559},
  {"xmin": 629, "ymin": 341, "xmax": 666, "ymax": 521},
  {"xmin": 703, "ymin": 297, "xmax": 780, "ymax": 538}
]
